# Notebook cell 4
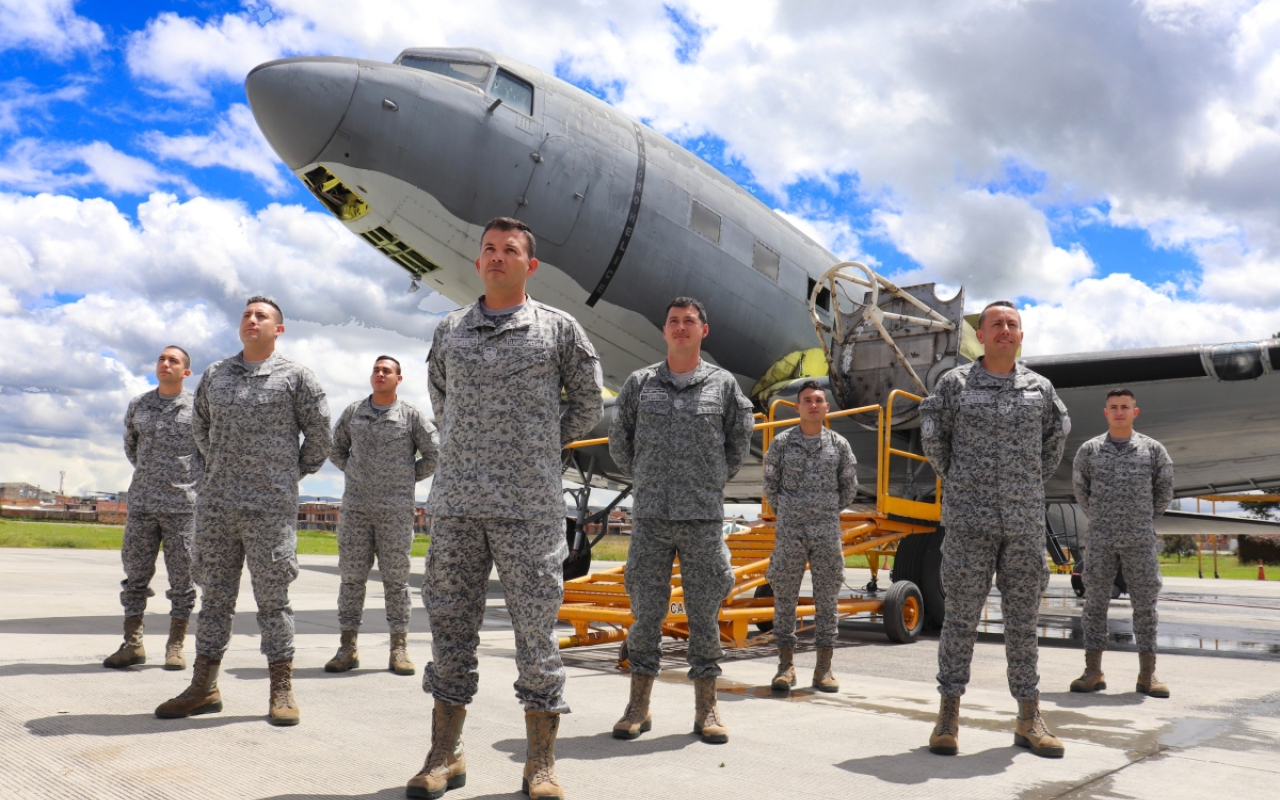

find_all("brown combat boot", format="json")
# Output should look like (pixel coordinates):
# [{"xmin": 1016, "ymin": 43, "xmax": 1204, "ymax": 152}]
[
  {"xmin": 324, "ymin": 629, "xmax": 359, "ymax": 673},
  {"xmin": 103, "ymin": 615, "xmax": 146, "ymax": 669},
  {"xmin": 163, "ymin": 618, "xmax": 188, "ymax": 670},
  {"xmin": 389, "ymin": 631, "xmax": 416, "ymax": 675},
  {"xmin": 812, "ymin": 646, "xmax": 839, "ymax": 693},
  {"xmin": 267, "ymin": 659, "xmax": 300, "ymax": 726},
  {"xmin": 522, "ymin": 710, "xmax": 564, "ymax": 799},
  {"xmin": 1136, "ymin": 652, "xmax": 1170, "ymax": 697},
  {"xmin": 771, "ymin": 645, "xmax": 796, "ymax": 692},
  {"xmin": 1070, "ymin": 649, "xmax": 1106, "ymax": 692},
  {"xmin": 1014, "ymin": 698, "xmax": 1064, "ymax": 758},
  {"xmin": 692, "ymin": 676, "xmax": 728, "ymax": 744},
  {"xmin": 929, "ymin": 695, "xmax": 960, "ymax": 755},
  {"xmin": 155, "ymin": 654, "xmax": 222, "ymax": 718},
  {"xmin": 612, "ymin": 672, "xmax": 654, "ymax": 739},
  {"xmin": 406, "ymin": 701, "xmax": 467, "ymax": 799}
]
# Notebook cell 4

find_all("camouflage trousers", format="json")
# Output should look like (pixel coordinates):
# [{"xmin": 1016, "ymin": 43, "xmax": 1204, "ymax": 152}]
[
  {"xmin": 337, "ymin": 507, "xmax": 415, "ymax": 633},
  {"xmin": 626, "ymin": 518, "xmax": 735, "ymax": 680},
  {"xmin": 1083, "ymin": 537, "xmax": 1162, "ymax": 652},
  {"xmin": 767, "ymin": 520, "xmax": 845, "ymax": 649},
  {"xmin": 119, "ymin": 512, "xmax": 196, "ymax": 619},
  {"xmin": 192, "ymin": 508, "xmax": 299, "ymax": 662},
  {"xmin": 422, "ymin": 516, "xmax": 569, "ymax": 713},
  {"xmin": 937, "ymin": 525, "xmax": 1048, "ymax": 700}
]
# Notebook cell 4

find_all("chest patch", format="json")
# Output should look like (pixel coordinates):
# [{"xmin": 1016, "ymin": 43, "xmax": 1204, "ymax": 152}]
[
  {"xmin": 960, "ymin": 390, "xmax": 994, "ymax": 405},
  {"xmin": 640, "ymin": 391, "xmax": 668, "ymax": 402},
  {"xmin": 483, "ymin": 347, "xmax": 497, "ymax": 362}
]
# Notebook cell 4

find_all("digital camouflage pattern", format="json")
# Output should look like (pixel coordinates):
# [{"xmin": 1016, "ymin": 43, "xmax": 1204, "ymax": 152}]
[
  {"xmin": 624, "ymin": 518, "xmax": 735, "ymax": 680},
  {"xmin": 330, "ymin": 396, "xmax": 438, "ymax": 509},
  {"xmin": 936, "ymin": 525, "xmax": 1049, "ymax": 700},
  {"xmin": 422, "ymin": 516, "xmax": 569, "ymax": 713},
  {"xmin": 767, "ymin": 527, "xmax": 845, "ymax": 650},
  {"xmin": 193, "ymin": 352, "xmax": 332, "ymax": 514},
  {"xmin": 609, "ymin": 360, "xmax": 755, "ymax": 520},
  {"xmin": 1081, "ymin": 539, "xmax": 1162, "ymax": 652},
  {"xmin": 330, "ymin": 396, "xmax": 437, "ymax": 633},
  {"xmin": 192, "ymin": 508, "xmax": 299, "ymax": 662},
  {"xmin": 124, "ymin": 388, "xmax": 202, "ymax": 513},
  {"xmin": 919, "ymin": 359, "xmax": 1069, "ymax": 531},
  {"xmin": 119, "ymin": 512, "xmax": 196, "ymax": 619},
  {"xmin": 1072, "ymin": 433, "xmax": 1175, "ymax": 544},
  {"xmin": 426, "ymin": 298, "xmax": 602, "ymax": 521}
]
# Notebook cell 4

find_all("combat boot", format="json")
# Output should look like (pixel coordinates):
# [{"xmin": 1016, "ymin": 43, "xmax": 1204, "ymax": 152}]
[
  {"xmin": 929, "ymin": 695, "xmax": 960, "ymax": 755},
  {"xmin": 103, "ymin": 615, "xmax": 146, "ymax": 669},
  {"xmin": 1136, "ymin": 652, "xmax": 1170, "ymax": 697},
  {"xmin": 155, "ymin": 654, "xmax": 222, "ymax": 718},
  {"xmin": 1069, "ymin": 649, "xmax": 1106, "ymax": 692},
  {"xmin": 267, "ymin": 659, "xmax": 300, "ymax": 726},
  {"xmin": 406, "ymin": 701, "xmax": 467, "ymax": 799},
  {"xmin": 1014, "ymin": 698, "xmax": 1064, "ymax": 758},
  {"xmin": 324, "ymin": 629, "xmax": 359, "ymax": 673},
  {"xmin": 612, "ymin": 672, "xmax": 654, "ymax": 739},
  {"xmin": 163, "ymin": 618, "xmax": 188, "ymax": 670},
  {"xmin": 771, "ymin": 645, "xmax": 796, "ymax": 692},
  {"xmin": 692, "ymin": 676, "xmax": 728, "ymax": 744},
  {"xmin": 389, "ymin": 631, "xmax": 415, "ymax": 675},
  {"xmin": 812, "ymin": 646, "xmax": 839, "ymax": 693},
  {"xmin": 522, "ymin": 710, "xmax": 564, "ymax": 799}
]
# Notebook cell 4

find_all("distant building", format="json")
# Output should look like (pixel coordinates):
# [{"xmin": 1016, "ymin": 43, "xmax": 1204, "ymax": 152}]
[
  {"xmin": 299, "ymin": 501, "xmax": 342, "ymax": 531},
  {"xmin": 0, "ymin": 482, "xmax": 54, "ymax": 507}
]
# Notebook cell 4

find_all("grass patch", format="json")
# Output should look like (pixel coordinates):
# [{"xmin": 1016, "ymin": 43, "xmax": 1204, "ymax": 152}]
[
  {"xmin": 1158, "ymin": 554, "xmax": 1264, "ymax": 580},
  {"xmin": 0, "ymin": 520, "xmax": 124, "ymax": 549}
]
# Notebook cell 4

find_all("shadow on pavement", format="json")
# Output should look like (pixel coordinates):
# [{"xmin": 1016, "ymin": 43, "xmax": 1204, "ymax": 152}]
[
  {"xmin": 225, "ymin": 665, "xmax": 412, "ymax": 681},
  {"xmin": 1041, "ymin": 690, "xmax": 1147, "ymax": 709},
  {"xmin": 491, "ymin": 731, "xmax": 701, "ymax": 761},
  {"xmin": 25, "ymin": 712, "xmax": 262, "ymax": 737},
  {"xmin": 256, "ymin": 792, "xmax": 408, "ymax": 800},
  {"xmin": 837, "ymin": 745, "xmax": 1020, "ymax": 782},
  {"xmin": 0, "ymin": 662, "xmax": 169, "ymax": 677}
]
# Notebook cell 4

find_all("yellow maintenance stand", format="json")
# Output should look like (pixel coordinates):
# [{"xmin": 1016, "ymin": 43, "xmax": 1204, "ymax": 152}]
[{"xmin": 557, "ymin": 389, "xmax": 940, "ymax": 663}]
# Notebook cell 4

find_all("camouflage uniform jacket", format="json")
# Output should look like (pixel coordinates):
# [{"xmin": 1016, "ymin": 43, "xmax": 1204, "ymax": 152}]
[
  {"xmin": 331, "ymin": 396, "xmax": 438, "ymax": 511},
  {"xmin": 426, "ymin": 298, "xmax": 603, "ymax": 520},
  {"xmin": 610, "ymin": 360, "xmax": 755, "ymax": 520},
  {"xmin": 124, "ymin": 388, "xmax": 202, "ymax": 513},
  {"xmin": 1073, "ymin": 432, "xmax": 1174, "ymax": 544},
  {"xmin": 919, "ymin": 359, "xmax": 1069, "ymax": 532},
  {"xmin": 193, "ymin": 352, "xmax": 332, "ymax": 514},
  {"xmin": 763, "ymin": 426, "xmax": 858, "ymax": 526}
]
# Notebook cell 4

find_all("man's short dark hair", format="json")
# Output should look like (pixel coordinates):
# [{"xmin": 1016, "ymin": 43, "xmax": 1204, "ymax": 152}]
[
  {"xmin": 976, "ymin": 300, "xmax": 1019, "ymax": 328},
  {"xmin": 245, "ymin": 295, "xmax": 284, "ymax": 324},
  {"xmin": 374, "ymin": 355, "xmax": 402, "ymax": 375},
  {"xmin": 162, "ymin": 345, "xmax": 191, "ymax": 369},
  {"xmin": 796, "ymin": 380, "xmax": 826, "ymax": 401},
  {"xmin": 665, "ymin": 296, "xmax": 708, "ymax": 326},
  {"xmin": 1105, "ymin": 388, "xmax": 1135, "ymax": 403},
  {"xmin": 482, "ymin": 217, "xmax": 536, "ymax": 259}
]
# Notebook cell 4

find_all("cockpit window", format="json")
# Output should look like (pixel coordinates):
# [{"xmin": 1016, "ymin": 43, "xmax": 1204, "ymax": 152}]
[
  {"xmin": 491, "ymin": 69, "xmax": 534, "ymax": 116},
  {"xmin": 399, "ymin": 57, "xmax": 491, "ymax": 86}
]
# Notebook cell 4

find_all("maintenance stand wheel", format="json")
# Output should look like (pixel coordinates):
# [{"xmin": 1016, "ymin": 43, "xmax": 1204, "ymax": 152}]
[
  {"xmin": 618, "ymin": 638, "xmax": 629, "ymax": 668},
  {"xmin": 890, "ymin": 529, "xmax": 946, "ymax": 630},
  {"xmin": 883, "ymin": 580, "xmax": 924, "ymax": 644},
  {"xmin": 1071, "ymin": 572, "xmax": 1085, "ymax": 598},
  {"xmin": 753, "ymin": 583, "xmax": 775, "ymax": 633}
]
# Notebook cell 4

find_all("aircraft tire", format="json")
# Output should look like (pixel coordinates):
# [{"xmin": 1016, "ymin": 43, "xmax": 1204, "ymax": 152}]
[
  {"xmin": 883, "ymin": 580, "xmax": 924, "ymax": 644},
  {"xmin": 891, "ymin": 530, "xmax": 946, "ymax": 630},
  {"xmin": 753, "ymin": 583, "xmax": 775, "ymax": 633},
  {"xmin": 562, "ymin": 519, "xmax": 592, "ymax": 581}
]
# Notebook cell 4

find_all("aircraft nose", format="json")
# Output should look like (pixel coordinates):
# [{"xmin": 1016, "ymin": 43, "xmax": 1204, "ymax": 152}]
[{"xmin": 245, "ymin": 57, "xmax": 359, "ymax": 170}]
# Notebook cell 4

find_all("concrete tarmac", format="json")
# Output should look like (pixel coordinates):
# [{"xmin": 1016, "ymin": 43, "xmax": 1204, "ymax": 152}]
[{"xmin": 1, "ymin": 548, "xmax": 1277, "ymax": 800}]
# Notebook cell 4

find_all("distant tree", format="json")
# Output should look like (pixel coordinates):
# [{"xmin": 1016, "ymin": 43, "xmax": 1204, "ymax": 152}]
[
  {"xmin": 1238, "ymin": 498, "xmax": 1280, "ymax": 564},
  {"xmin": 1240, "ymin": 498, "xmax": 1280, "ymax": 521},
  {"xmin": 1162, "ymin": 534, "xmax": 1196, "ymax": 562}
]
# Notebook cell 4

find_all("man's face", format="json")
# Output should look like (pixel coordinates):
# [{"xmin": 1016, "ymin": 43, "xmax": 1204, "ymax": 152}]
[
  {"xmin": 797, "ymin": 389, "xmax": 829, "ymax": 424},
  {"xmin": 240, "ymin": 303, "xmax": 283, "ymax": 347},
  {"xmin": 975, "ymin": 306, "xmax": 1023, "ymax": 359},
  {"xmin": 474, "ymin": 228, "xmax": 538, "ymax": 299},
  {"xmin": 662, "ymin": 305, "xmax": 708, "ymax": 351},
  {"xmin": 1103, "ymin": 395, "xmax": 1139, "ymax": 426},
  {"xmin": 155, "ymin": 349, "xmax": 190, "ymax": 382},
  {"xmin": 370, "ymin": 360, "xmax": 403, "ymax": 393}
]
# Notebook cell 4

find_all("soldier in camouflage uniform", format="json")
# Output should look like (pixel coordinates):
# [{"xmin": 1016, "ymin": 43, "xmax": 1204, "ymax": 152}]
[
  {"xmin": 919, "ymin": 301, "xmax": 1069, "ymax": 758},
  {"xmin": 763, "ymin": 381, "xmax": 858, "ymax": 694},
  {"xmin": 156, "ymin": 296, "xmax": 331, "ymax": 728},
  {"xmin": 408, "ymin": 218, "xmax": 601, "ymax": 800},
  {"xmin": 327, "ymin": 355, "xmax": 438, "ymax": 677},
  {"xmin": 1071, "ymin": 388, "xmax": 1174, "ymax": 698},
  {"xmin": 609, "ymin": 297, "xmax": 755, "ymax": 746},
  {"xmin": 105, "ymin": 345, "xmax": 202, "ymax": 671}
]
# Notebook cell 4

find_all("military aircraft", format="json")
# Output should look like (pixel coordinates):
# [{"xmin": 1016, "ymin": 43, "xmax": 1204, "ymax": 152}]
[{"xmin": 245, "ymin": 47, "xmax": 1280, "ymax": 608}]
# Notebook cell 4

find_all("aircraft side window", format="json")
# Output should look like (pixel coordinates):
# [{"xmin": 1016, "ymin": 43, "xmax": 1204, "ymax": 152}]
[
  {"xmin": 399, "ymin": 57, "xmax": 491, "ymax": 86},
  {"xmin": 807, "ymin": 278, "xmax": 831, "ymax": 312},
  {"xmin": 752, "ymin": 240, "xmax": 780, "ymax": 280},
  {"xmin": 492, "ymin": 69, "xmax": 534, "ymax": 116},
  {"xmin": 691, "ymin": 199, "xmax": 721, "ymax": 243}
]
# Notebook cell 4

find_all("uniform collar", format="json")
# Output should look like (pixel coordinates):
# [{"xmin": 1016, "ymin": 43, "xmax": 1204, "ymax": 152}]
[
  {"xmin": 233, "ymin": 351, "xmax": 282, "ymax": 376},
  {"xmin": 357, "ymin": 395, "xmax": 403, "ymax": 422},
  {"xmin": 654, "ymin": 358, "xmax": 715, "ymax": 389},
  {"xmin": 461, "ymin": 296, "xmax": 539, "ymax": 334}
]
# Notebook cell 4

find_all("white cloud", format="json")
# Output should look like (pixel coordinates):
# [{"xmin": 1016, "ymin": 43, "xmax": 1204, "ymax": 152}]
[
  {"xmin": 0, "ymin": 0, "xmax": 104, "ymax": 60},
  {"xmin": 0, "ymin": 138, "xmax": 194, "ymax": 196},
  {"xmin": 0, "ymin": 78, "xmax": 89, "ymax": 134},
  {"xmin": 143, "ymin": 103, "xmax": 290, "ymax": 193}
]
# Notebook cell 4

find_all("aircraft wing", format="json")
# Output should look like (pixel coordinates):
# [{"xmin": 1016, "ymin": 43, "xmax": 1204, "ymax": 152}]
[{"xmin": 1155, "ymin": 511, "xmax": 1280, "ymax": 538}]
